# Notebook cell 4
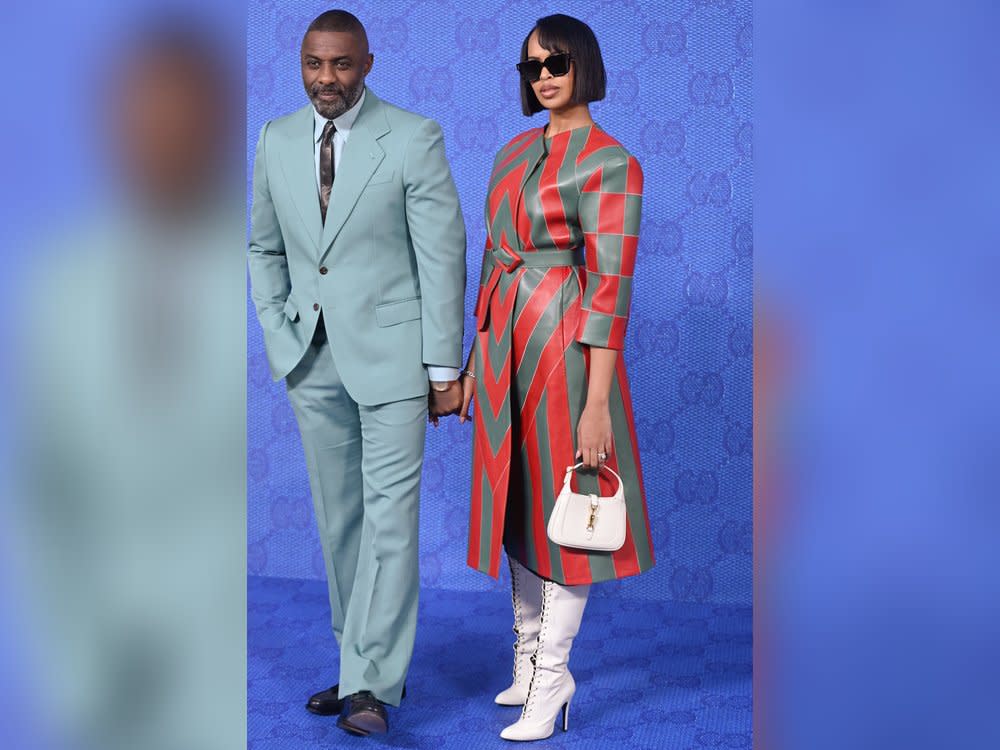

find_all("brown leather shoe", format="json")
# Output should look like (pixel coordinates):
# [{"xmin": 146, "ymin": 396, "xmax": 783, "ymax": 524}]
[
  {"xmin": 305, "ymin": 684, "xmax": 343, "ymax": 716},
  {"xmin": 306, "ymin": 683, "xmax": 406, "ymax": 716},
  {"xmin": 337, "ymin": 691, "xmax": 388, "ymax": 736}
]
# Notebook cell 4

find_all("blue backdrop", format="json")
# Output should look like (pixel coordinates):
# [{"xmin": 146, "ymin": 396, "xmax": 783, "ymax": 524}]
[{"xmin": 247, "ymin": 0, "xmax": 752, "ymax": 607}]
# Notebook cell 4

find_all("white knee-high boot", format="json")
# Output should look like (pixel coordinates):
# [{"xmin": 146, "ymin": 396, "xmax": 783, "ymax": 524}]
[
  {"xmin": 496, "ymin": 557, "xmax": 545, "ymax": 705},
  {"xmin": 500, "ymin": 579, "xmax": 590, "ymax": 741}
]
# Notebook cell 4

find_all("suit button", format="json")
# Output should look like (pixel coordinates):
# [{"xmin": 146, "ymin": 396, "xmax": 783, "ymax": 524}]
[
  {"xmin": 313, "ymin": 303, "xmax": 320, "ymax": 311},
  {"xmin": 319, "ymin": 266, "xmax": 328, "ymax": 275}
]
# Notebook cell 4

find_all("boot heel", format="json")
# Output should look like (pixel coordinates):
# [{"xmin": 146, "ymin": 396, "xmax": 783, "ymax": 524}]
[{"xmin": 561, "ymin": 701, "xmax": 570, "ymax": 732}]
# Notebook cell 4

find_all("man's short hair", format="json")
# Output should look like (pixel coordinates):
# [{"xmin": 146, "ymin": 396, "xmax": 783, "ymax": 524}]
[{"xmin": 305, "ymin": 9, "xmax": 368, "ymax": 43}]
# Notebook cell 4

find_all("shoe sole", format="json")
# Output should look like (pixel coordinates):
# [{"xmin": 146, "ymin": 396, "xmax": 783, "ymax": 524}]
[
  {"xmin": 336, "ymin": 717, "xmax": 372, "ymax": 737},
  {"xmin": 306, "ymin": 701, "xmax": 342, "ymax": 716}
]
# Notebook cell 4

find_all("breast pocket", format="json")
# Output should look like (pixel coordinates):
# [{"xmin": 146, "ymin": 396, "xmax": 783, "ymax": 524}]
[{"xmin": 367, "ymin": 168, "xmax": 395, "ymax": 186}]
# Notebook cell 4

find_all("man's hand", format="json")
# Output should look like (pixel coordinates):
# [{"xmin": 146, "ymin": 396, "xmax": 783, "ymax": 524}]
[{"xmin": 428, "ymin": 380, "xmax": 462, "ymax": 427}]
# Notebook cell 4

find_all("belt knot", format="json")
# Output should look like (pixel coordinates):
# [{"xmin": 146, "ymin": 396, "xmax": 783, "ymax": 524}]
[{"xmin": 492, "ymin": 245, "xmax": 523, "ymax": 273}]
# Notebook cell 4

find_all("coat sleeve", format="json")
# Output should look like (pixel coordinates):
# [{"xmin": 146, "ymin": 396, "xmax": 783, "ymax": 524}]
[
  {"xmin": 402, "ymin": 118, "xmax": 467, "ymax": 368},
  {"xmin": 575, "ymin": 152, "xmax": 643, "ymax": 350},
  {"xmin": 247, "ymin": 120, "xmax": 291, "ymax": 332}
]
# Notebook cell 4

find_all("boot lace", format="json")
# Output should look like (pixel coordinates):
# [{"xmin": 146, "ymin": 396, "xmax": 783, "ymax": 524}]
[{"xmin": 521, "ymin": 579, "xmax": 553, "ymax": 719}]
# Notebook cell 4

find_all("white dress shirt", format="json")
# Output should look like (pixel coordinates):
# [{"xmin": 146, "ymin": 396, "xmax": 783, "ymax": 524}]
[
  {"xmin": 313, "ymin": 88, "xmax": 366, "ymax": 188},
  {"xmin": 311, "ymin": 89, "xmax": 459, "ymax": 383}
]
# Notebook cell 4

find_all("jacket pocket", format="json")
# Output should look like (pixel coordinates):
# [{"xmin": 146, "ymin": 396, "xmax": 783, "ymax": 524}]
[
  {"xmin": 283, "ymin": 297, "xmax": 299, "ymax": 322},
  {"xmin": 374, "ymin": 296, "xmax": 421, "ymax": 327},
  {"xmin": 367, "ymin": 168, "xmax": 395, "ymax": 185}
]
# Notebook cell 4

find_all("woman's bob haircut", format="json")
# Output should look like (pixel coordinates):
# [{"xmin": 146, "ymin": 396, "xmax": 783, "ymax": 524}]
[{"xmin": 519, "ymin": 14, "xmax": 607, "ymax": 116}]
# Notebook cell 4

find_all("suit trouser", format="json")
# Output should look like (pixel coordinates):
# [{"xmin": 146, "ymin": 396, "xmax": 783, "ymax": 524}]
[{"xmin": 285, "ymin": 316, "xmax": 425, "ymax": 707}]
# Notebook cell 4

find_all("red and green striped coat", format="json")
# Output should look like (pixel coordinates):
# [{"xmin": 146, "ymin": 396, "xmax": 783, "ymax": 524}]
[{"xmin": 467, "ymin": 124, "xmax": 655, "ymax": 586}]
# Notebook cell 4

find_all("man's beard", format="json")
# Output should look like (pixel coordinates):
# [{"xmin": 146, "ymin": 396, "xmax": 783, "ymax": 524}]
[{"xmin": 308, "ymin": 81, "xmax": 364, "ymax": 120}]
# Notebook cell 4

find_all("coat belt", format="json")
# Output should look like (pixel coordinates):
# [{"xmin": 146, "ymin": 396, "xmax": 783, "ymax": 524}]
[
  {"xmin": 477, "ymin": 247, "xmax": 584, "ymax": 331},
  {"xmin": 489, "ymin": 246, "xmax": 584, "ymax": 273}
]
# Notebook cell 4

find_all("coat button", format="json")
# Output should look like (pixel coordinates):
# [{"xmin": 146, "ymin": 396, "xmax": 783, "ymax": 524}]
[
  {"xmin": 319, "ymin": 266, "xmax": 328, "ymax": 275},
  {"xmin": 313, "ymin": 303, "xmax": 320, "ymax": 311}
]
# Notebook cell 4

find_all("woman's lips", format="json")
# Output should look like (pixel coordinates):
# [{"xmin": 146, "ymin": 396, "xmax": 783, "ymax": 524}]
[{"xmin": 538, "ymin": 86, "xmax": 559, "ymax": 98}]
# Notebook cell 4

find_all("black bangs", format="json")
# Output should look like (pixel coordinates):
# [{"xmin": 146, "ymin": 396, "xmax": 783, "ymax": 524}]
[{"xmin": 533, "ymin": 20, "xmax": 572, "ymax": 56}]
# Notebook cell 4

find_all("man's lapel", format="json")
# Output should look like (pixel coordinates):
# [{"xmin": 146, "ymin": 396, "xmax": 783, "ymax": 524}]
[
  {"xmin": 319, "ymin": 90, "xmax": 389, "ymax": 262},
  {"xmin": 277, "ymin": 105, "xmax": 323, "ymax": 254}
]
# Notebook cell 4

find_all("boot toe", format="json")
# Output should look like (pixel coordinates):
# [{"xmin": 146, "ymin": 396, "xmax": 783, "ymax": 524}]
[
  {"xmin": 499, "ymin": 723, "xmax": 520, "ymax": 741},
  {"xmin": 500, "ymin": 722, "xmax": 554, "ymax": 741}
]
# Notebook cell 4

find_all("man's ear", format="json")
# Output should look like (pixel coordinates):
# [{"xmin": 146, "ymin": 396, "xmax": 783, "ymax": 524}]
[{"xmin": 365, "ymin": 53, "xmax": 374, "ymax": 76}]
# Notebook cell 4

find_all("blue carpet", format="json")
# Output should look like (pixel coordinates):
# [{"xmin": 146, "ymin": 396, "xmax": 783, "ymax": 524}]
[{"xmin": 249, "ymin": 576, "xmax": 751, "ymax": 749}]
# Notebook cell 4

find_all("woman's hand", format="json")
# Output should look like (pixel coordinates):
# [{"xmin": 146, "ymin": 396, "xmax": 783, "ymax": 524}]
[
  {"xmin": 576, "ymin": 401, "xmax": 613, "ymax": 468},
  {"xmin": 459, "ymin": 371, "xmax": 475, "ymax": 423},
  {"xmin": 459, "ymin": 346, "xmax": 477, "ymax": 424}
]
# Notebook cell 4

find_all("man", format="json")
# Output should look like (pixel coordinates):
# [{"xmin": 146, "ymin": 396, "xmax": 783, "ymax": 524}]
[
  {"xmin": 18, "ymin": 24, "xmax": 244, "ymax": 750},
  {"xmin": 247, "ymin": 10, "xmax": 466, "ymax": 738}
]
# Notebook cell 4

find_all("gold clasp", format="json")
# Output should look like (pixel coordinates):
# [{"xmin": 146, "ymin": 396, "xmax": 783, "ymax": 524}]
[{"xmin": 586, "ymin": 495, "xmax": 598, "ymax": 533}]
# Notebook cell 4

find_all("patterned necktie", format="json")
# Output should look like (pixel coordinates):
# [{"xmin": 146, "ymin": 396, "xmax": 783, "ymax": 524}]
[{"xmin": 319, "ymin": 120, "xmax": 337, "ymax": 223}]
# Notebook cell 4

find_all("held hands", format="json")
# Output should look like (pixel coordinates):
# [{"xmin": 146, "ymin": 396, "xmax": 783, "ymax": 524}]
[
  {"xmin": 428, "ymin": 347, "xmax": 477, "ymax": 427},
  {"xmin": 428, "ymin": 380, "xmax": 463, "ymax": 427},
  {"xmin": 576, "ymin": 401, "xmax": 613, "ymax": 468}
]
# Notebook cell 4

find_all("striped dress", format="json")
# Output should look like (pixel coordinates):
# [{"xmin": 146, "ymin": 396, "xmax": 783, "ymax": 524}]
[{"xmin": 467, "ymin": 124, "xmax": 655, "ymax": 586}]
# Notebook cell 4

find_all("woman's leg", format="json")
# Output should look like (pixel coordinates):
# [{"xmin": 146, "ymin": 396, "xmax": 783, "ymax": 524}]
[
  {"xmin": 496, "ymin": 556, "xmax": 545, "ymax": 705},
  {"xmin": 500, "ymin": 579, "xmax": 591, "ymax": 741}
]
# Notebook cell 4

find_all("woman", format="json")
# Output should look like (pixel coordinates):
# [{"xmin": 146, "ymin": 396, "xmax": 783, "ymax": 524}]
[{"xmin": 458, "ymin": 14, "xmax": 655, "ymax": 742}]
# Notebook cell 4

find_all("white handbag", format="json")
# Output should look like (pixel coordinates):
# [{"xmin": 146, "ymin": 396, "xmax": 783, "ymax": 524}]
[{"xmin": 546, "ymin": 462, "xmax": 627, "ymax": 552}]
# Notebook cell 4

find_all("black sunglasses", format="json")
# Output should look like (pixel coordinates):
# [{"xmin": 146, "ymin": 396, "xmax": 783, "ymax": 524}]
[{"xmin": 516, "ymin": 53, "xmax": 572, "ymax": 83}]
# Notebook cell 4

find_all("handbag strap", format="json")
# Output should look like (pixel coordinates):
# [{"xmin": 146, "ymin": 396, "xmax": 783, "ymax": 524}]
[{"xmin": 562, "ymin": 462, "xmax": 625, "ymax": 501}]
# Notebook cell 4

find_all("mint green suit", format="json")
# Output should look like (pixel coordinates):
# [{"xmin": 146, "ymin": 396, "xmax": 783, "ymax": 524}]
[{"xmin": 248, "ymin": 89, "xmax": 466, "ymax": 705}]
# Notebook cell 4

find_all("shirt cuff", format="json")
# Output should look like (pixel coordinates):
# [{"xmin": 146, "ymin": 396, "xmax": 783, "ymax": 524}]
[{"xmin": 426, "ymin": 366, "xmax": 460, "ymax": 382}]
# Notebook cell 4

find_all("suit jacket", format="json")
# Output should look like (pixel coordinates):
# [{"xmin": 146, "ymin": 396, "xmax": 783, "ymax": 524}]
[{"xmin": 248, "ymin": 89, "xmax": 466, "ymax": 405}]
